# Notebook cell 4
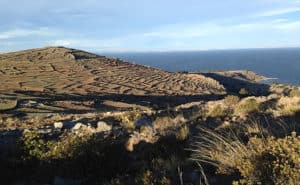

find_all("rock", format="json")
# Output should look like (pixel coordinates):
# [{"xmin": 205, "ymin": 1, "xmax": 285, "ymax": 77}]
[
  {"xmin": 135, "ymin": 116, "xmax": 152, "ymax": 128},
  {"xmin": 37, "ymin": 128, "xmax": 52, "ymax": 134},
  {"xmin": 224, "ymin": 121, "xmax": 230, "ymax": 125},
  {"xmin": 96, "ymin": 121, "xmax": 112, "ymax": 132},
  {"xmin": 53, "ymin": 122, "xmax": 63, "ymax": 129},
  {"xmin": 268, "ymin": 93, "xmax": 279, "ymax": 100},
  {"xmin": 72, "ymin": 122, "xmax": 84, "ymax": 130},
  {"xmin": 232, "ymin": 116, "xmax": 238, "ymax": 122},
  {"xmin": 71, "ymin": 123, "xmax": 98, "ymax": 134}
]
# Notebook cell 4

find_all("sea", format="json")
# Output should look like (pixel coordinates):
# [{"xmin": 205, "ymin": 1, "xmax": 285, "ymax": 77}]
[{"xmin": 102, "ymin": 48, "xmax": 300, "ymax": 86}]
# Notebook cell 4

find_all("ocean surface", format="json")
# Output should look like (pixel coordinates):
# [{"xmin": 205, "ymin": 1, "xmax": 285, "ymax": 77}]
[{"xmin": 102, "ymin": 48, "xmax": 300, "ymax": 86}]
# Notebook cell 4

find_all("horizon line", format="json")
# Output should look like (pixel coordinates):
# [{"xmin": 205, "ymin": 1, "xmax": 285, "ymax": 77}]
[{"xmin": 1, "ymin": 45, "xmax": 300, "ymax": 54}]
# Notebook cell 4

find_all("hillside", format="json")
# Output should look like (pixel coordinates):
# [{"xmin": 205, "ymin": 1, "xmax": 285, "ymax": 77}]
[
  {"xmin": 0, "ymin": 47, "xmax": 224, "ymax": 95},
  {"xmin": 1, "ymin": 47, "xmax": 300, "ymax": 185}
]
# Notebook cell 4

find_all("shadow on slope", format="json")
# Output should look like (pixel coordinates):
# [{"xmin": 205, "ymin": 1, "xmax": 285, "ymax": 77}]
[{"xmin": 201, "ymin": 73, "xmax": 270, "ymax": 96}]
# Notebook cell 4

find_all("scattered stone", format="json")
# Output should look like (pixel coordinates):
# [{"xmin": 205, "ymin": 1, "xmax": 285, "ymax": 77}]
[
  {"xmin": 96, "ymin": 121, "xmax": 112, "ymax": 132},
  {"xmin": 72, "ymin": 122, "xmax": 84, "ymax": 130},
  {"xmin": 37, "ymin": 128, "xmax": 52, "ymax": 134},
  {"xmin": 53, "ymin": 122, "xmax": 63, "ymax": 129}
]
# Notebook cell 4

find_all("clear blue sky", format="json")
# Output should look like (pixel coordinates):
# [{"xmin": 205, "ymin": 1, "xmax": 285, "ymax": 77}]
[{"xmin": 1, "ymin": 0, "xmax": 300, "ymax": 52}]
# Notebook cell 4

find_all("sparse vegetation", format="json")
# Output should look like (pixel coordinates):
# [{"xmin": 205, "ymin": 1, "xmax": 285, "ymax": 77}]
[{"xmin": 0, "ymin": 99, "xmax": 17, "ymax": 111}]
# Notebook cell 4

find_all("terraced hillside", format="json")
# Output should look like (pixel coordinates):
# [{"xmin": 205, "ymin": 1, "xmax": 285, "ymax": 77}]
[{"xmin": 0, "ymin": 47, "xmax": 225, "ymax": 96}]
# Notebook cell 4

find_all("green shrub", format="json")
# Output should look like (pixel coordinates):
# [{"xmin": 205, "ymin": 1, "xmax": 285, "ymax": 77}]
[
  {"xmin": 20, "ymin": 131, "xmax": 48, "ymax": 160},
  {"xmin": 207, "ymin": 105, "xmax": 227, "ymax": 118},
  {"xmin": 20, "ymin": 131, "xmax": 91, "ymax": 161}
]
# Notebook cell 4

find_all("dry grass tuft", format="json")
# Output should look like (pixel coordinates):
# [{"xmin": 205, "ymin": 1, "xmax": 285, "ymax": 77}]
[
  {"xmin": 190, "ymin": 121, "xmax": 300, "ymax": 185},
  {"xmin": 274, "ymin": 96, "xmax": 300, "ymax": 117}
]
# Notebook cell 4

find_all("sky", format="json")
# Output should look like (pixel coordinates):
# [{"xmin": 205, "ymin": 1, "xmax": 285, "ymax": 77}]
[{"xmin": 1, "ymin": 0, "xmax": 300, "ymax": 52}]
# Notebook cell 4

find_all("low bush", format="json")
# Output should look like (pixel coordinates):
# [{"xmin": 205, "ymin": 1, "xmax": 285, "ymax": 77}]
[
  {"xmin": 233, "ymin": 133, "xmax": 300, "ymax": 185},
  {"xmin": 207, "ymin": 105, "xmax": 227, "ymax": 118},
  {"xmin": 20, "ymin": 131, "xmax": 91, "ymax": 161},
  {"xmin": 191, "ymin": 127, "xmax": 300, "ymax": 185},
  {"xmin": 224, "ymin": 95, "xmax": 240, "ymax": 107},
  {"xmin": 235, "ymin": 98, "xmax": 260, "ymax": 115}
]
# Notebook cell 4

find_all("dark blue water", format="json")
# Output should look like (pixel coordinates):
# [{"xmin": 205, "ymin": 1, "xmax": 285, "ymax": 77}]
[{"xmin": 102, "ymin": 48, "xmax": 300, "ymax": 85}]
